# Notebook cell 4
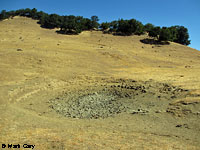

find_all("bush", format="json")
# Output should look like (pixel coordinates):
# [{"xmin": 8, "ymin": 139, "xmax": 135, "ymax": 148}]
[
  {"xmin": 159, "ymin": 27, "xmax": 172, "ymax": 41},
  {"xmin": 174, "ymin": 26, "xmax": 190, "ymax": 45},
  {"xmin": 100, "ymin": 22, "xmax": 110, "ymax": 31},
  {"xmin": 144, "ymin": 23, "xmax": 154, "ymax": 33},
  {"xmin": 90, "ymin": 16, "xmax": 99, "ymax": 29},
  {"xmin": 149, "ymin": 26, "xmax": 160, "ymax": 39},
  {"xmin": 115, "ymin": 19, "xmax": 144, "ymax": 36}
]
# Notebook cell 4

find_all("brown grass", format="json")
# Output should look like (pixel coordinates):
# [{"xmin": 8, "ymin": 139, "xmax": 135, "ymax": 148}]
[{"xmin": 0, "ymin": 17, "xmax": 200, "ymax": 149}]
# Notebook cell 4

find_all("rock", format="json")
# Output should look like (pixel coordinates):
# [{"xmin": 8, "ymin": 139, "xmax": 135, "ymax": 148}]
[
  {"xmin": 155, "ymin": 110, "xmax": 162, "ymax": 113},
  {"xmin": 176, "ymin": 124, "xmax": 182, "ymax": 127},
  {"xmin": 17, "ymin": 48, "xmax": 23, "ymax": 51},
  {"xmin": 130, "ymin": 109, "xmax": 149, "ymax": 115},
  {"xmin": 176, "ymin": 124, "xmax": 190, "ymax": 129}
]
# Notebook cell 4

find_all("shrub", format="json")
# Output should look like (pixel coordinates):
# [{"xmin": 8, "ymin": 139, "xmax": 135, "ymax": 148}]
[
  {"xmin": 159, "ymin": 27, "xmax": 172, "ymax": 41},
  {"xmin": 149, "ymin": 26, "xmax": 161, "ymax": 39}
]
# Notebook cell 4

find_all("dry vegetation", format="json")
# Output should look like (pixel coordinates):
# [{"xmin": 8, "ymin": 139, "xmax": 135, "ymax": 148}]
[{"xmin": 0, "ymin": 17, "xmax": 200, "ymax": 149}]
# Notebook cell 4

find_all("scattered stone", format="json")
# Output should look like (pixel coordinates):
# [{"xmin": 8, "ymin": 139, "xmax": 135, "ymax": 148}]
[
  {"xmin": 176, "ymin": 124, "xmax": 190, "ymax": 129},
  {"xmin": 185, "ymin": 65, "xmax": 191, "ymax": 68},
  {"xmin": 176, "ymin": 124, "xmax": 182, "ymax": 127},
  {"xmin": 51, "ymin": 92, "xmax": 129, "ymax": 119},
  {"xmin": 155, "ymin": 110, "xmax": 162, "ymax": 113},
  {"xmin": 171, "ymin": 96, "xmax": 176, "ymax": 99},
  {"xmin": 130, "ymin": 109, "xmax": 149, "ymax": 115},
  {"xmin": 17, "ymin": 48, "xmax": 23, "ymax": 51},
  {"xmin": 49, "ymin": 79, "xmax": 189, "ymax": 119},
  {"xmin": 196, "ymin": 112, "xmax": 200, "ymax": 115}
]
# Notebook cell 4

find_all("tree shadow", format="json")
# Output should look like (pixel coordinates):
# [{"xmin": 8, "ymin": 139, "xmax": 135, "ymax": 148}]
[
  {"xmin": 56, "ymin": 30, "xmax": 79, "ymax": 35},
  {"xmin": 37, "ymin": 21, "xmax": 55, "ymax": 29},
  {"xmin": 112, "ymin": 32, "xmax": 132, "ymax": 36},
  {"xmin": 140, "ymin": 38, "xmax": 170, "ymax": 45}
]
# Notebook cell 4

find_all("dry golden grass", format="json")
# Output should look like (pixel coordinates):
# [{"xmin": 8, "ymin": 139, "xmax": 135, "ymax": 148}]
[{"xmin": 0, "ymin": 17, "xmax": 200, "ymax": 149}]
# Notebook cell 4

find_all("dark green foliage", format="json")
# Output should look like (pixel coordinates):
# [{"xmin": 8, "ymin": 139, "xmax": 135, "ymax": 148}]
[
  {"xmin": 0, "ymin": 10, "xmax": 7, "ymax": 20},
  {"xmin": 36, "ymin": 11, "xmax": 47, "ymax": 20},
  {"xmin": 155, "ymin": 26, "xmax": 190, "ymax": 45},
  {"xmin": 134, "ymin": 21, "xmax": 144, "ymax": 35},
  {"xmin": 174, "ymin": 26, "xmax": 190, "ymax": 45},
  {"xmin": 80, "ymin": 18, "xmax": 93, "ymax": 30},
  {"xmin": 24, "ymin": 8, "xmax": 32, "ymax": 17},
  {"xmin": 144, "ymin": 23, "xmax": 154, "ymax": 33},
  {"xmin": 0, "ymin": 8, "xmax": 191, "ymax": 45},
  {"xmin": 30, "ymin": 8, "xmax": 38, "ymax": 19},
  {"xmin": 168, "ymin": 26, "xmax": 178, "ymax": 41},
  {"xmin": 159, "ymin": 27, "xmax": 172, "ymax": 41},
  {"xmin": 100, "ymin": 22, "xmax": 110, "ymax": 30},
  {"xmin": 7, "ymin": 11, "xmax": 15, "ymax": 18},
  {"xmin": 149, "ymin": 26, "xmax": 161, "ymax": 39},
  {"xmin": 60, "ymin": 15, "xmax": 83, "ymax": 34},
  {"xmin": 109, "ymin": 21, "xmax": 118, "ymax": 32},
  {"xmin": 15, "ymin": 9, "xmax": 25, "ymax": 16},
  {"xmin": 116, "ymin": 19, "xmax": 130, "ymax": 35},
  {"xmin": 42, "ymin": 14, "xmax": 61, "ymax": 28},
  {"xmin": 90, "ymin": 16, "xmax": 99, "ymax": 29},
  {"xmin": 115, "ymin": 19, "xmax": 144, "ymax": 36},
  {"xmin": 147, "ymin": 25, "xmax": 190, "ymax": 45}
]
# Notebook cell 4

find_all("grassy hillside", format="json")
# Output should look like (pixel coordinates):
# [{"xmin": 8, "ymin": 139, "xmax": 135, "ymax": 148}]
[{"xmin": 0, "ymin": 17, "xmax": 200, "ymax": 149}]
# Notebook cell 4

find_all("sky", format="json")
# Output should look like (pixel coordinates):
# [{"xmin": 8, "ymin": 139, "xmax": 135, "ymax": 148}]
[{"xmin": 0, "ymin": 0, "xmax": 200, "ymax": 50}]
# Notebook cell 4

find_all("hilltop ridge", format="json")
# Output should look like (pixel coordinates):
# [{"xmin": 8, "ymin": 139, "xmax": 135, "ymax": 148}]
[{"xmin": 0, "ymin": 8, "xmax": 191, "ymax": 45}]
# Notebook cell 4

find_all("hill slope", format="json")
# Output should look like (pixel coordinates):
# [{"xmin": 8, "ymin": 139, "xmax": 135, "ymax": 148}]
[{"xmin": 0, "ymin": 17, "xmax": 200, "ymax": 149}]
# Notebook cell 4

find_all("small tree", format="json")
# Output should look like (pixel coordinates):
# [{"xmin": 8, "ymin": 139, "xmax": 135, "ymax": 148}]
[
  {"xmin": 149, "ymin": 26, "xmax": 161, "ymax": 39},
  {"xmin": 81, "ymin": 18, "xmax": 92, "ymax": 30},
  {"xmin": 100, "ymin": 22, "xmax": 110, "ymax": 30},
  {"xmin": 174, "ymin": 26, "xmax": 190, "ymax": 45},
  {"xmin": 168, "ymin": 26, "xmax": 178, "ymax": 41},
  {"xmin": 60, "ymin": 15, "xmax": 82, "ymax": 34},
  {"xmin": 117, "ymin": 19, "xmax": 130, "ymax": 35},
  {"xmin": 23, "ymin": 8, "xmax": 32, "ymax": 17},
  {"xmin": 135, "ymin": 21, "xmax": 144, "ymax": 35},
  {"xmin": 39, "ymin": 13, "xmax": 49, "ymax": 27},
  {"xmin": 144, "ymin": 23, "xmax": 154, "ymax": 33},
  {"xmin": 15, "ymin": 9, "xmax": 25, "ymax": 16},
  {"xmin": 90, "ymin": 15, "xmax": 99, "ymax": 29},
  {"xmin": 31, "ymin": 8, "xmax": 37, "ymax": 19},
  {"xmin": 0, "ymin": 10, "xmax": 7, "ymax": 20},
  {"xmin": 159, "ymin": 27, "xmax": 172, "ymax": 41},
  {"xmin": 109, "ymin": 21, "xmax": 118, "ymax": 32}
]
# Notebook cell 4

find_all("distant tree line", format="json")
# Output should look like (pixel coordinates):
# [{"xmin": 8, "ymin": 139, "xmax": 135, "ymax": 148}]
[
  {"xmin": 0, "ymin": 8, "xmax": 190, "ymax": 45},
  {"xmin": 100, "ymin": 21, "xmax": 190, "ymax": 45},
  {"xmin": 0, "ymin": 8, "xmax": 99, "ymax": 34}
]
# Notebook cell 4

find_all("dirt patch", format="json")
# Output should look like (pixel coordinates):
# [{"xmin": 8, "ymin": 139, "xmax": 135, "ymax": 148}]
[{"xmin": 49, "ymin": 79, "xmax": 190, "ymax": 119}]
